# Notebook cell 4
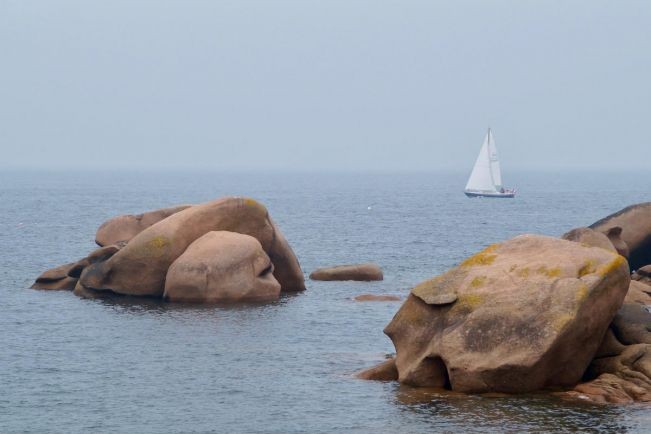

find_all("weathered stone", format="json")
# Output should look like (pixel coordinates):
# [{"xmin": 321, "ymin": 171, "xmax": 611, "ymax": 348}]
[
  {"xmin": 594, "ymin": 327, "xmax": 627, "ymax": 359},
  {"xmin": 67, "ymin": 245, "xmax": 120, "ymax": 278},
  {"xmin": 95, "ymin": 204, "xmax": 192, "ymax": 246},
  {"xmin": 412, "ymin": 275, "xmax": 459, "ymax": 305},
  {"xmin": 590, "ymin": 203, "xmax": 651, "ymax": 270},
  {"xmin": 562, "ymin": 227, "xmax": 617, "ymax": 253},
  {"xmin": 32, "ymin": 244, "xmax": 123, "ymax": 291},
  {"xmin": 80, "ymin": 197, "xmax": 305, "ymax": 297},
  {"xmin": 356, "ymin": 358, "xmax": 399, "ymax": 381},
  {"xmin": 625, "ymin": 280, "xmax": 651, "ymax": 305},
  {"xmin": 612, "ymin": 303, "xmax": 651, "ymax": 345},
  {"xmin": 310, "ymin": 263, "xmax": 383, "ymax": 281},
  {"xmin": 31, "ymin": 262, "xmax": 77, "ymax": 290},
  {"xmin": 380, "ymin": 235, "xmax": 629, "ymax": 393},
  {"xmin": 163, "ymin": 231, "xmax": 281, "ymax": 303},
  {"xmin": 73, "ymin": 280, "xmax": 115, "ymax": 299},
  {"xmin": 568, "ymin": 344, "xmax": 651, "ymax": 404},
  {"xmin": 632, "ymin": 265, "xmax": 651, "ymax": 284},
  {"xmin": 604, "ymin": 227, "xmax": 630, "ymax": 259},
  {"xmin": 354, "ymin": 294, "xmax": 401, "ymax": 302},
  {"xmin": 31, "ymin": 275, "xmax": 78, "ymax": 291}
]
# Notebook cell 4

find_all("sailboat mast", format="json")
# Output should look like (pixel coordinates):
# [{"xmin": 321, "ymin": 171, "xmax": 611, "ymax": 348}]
[{"xmin": 487, "ymin": 128, "xmax": 496, "ymax": 189}]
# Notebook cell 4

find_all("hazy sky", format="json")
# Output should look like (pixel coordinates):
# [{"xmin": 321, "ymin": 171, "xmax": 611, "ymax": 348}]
[{"xmin": 1, "ymin": 1, "xmax": 649, "ymax": 171}]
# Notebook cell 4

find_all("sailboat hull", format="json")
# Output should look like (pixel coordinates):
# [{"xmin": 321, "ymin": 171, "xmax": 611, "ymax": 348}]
[{"xmin": 464, "ymin": 190, "xmax": 515, "ymax": 198}]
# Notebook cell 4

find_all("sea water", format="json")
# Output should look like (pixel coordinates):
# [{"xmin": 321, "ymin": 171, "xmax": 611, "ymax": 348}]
[{"xmin": 1, "ymin": 170, "xmax": 649, "ymax": 433}]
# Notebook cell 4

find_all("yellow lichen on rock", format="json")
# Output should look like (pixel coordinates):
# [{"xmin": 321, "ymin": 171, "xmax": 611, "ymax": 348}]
[
  {"xmin": 411, "ymin": 271, "xmax": 462, "ymax": 305},
  {"xmin": 127, "ymin": 235, "xmax": 171, "ymax": 260},
  {"xmin": 147, "ymin": 235, "xmax": 169, "ymax": 249},
  {"xmin": 454, "ymin": 293, "xmax": 483, "ymax": 311},
  {"xmin": 470, "ymin": 276, "xmax": 486, "ymax": 288},
  {"xmin": 575, "ymin": 283, "xmax": 589, "ymax": 303},
  {"xmin": 552, "ymin": 313, "xmax": 574, "ymax": 332},
  {"xmin": 536, "ymin": 266, "xmax": 562, "ymax": 278},
  {"xmin": 578, "ymin": 260, "xmax": 597, "ymax": 277},
  {"xmin": 461, "ymin": 252, "xmax": 496, "ymax": 267},
  {"xmin": 516, "ymin": 267, "xmax": 530, "ymax": 278},
  {"xmin": 243, "ymin": 197, "xmax": 268, "ymax": 215},
  {"xmin": 596, "ymin": 255, "xmax": 627, "ymax": 277},
  {"xmin": 460, "ymin": 244, "xmax": 499, "ymax": 268}
]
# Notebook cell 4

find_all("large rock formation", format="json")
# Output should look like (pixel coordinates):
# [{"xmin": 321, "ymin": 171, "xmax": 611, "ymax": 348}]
[
  {"xmin": 164, "ymin": 231, "xmax": 281, "ymax": 303},
  {"xmin": 78, "ymin": 197, "xmax": 305, "ymax": 297},
  {"xmin": 590, "ymin": 203, "xmax": 651, "ymax": 269},
  {"xmin": 372, "ymin": 235, "xmax": 629, "ymax": 393},
  {"xmin": 310, "ymin": 263, "xmax": 383, "ymax": 281},
  {"xmin": 95, "ymin": 204, "xmax": 192, "ymax": 247}
]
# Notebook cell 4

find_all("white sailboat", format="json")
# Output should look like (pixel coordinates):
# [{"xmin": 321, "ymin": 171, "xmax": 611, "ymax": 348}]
[{"xmin": 464, "ymin": 128, "xmax": 515, "ymax": 198}]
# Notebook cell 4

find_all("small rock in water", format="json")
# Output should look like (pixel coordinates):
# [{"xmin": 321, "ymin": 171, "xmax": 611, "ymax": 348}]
[
  {"xmin": 354, "ymin": 294, "xmax": 400, "ymax": 302},
  {"xmin": 310, "ymin": 263, "xmax": 383, "ymax": 281}
]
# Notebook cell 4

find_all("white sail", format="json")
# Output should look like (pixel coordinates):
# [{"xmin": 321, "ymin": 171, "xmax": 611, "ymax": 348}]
[
  {"xmin": 465, "ymin": 129, "xmax": 501, "ymax": 192},
  {"xmin": 487, "ymin": 130, "xmax": 502, "ymax": 189}
]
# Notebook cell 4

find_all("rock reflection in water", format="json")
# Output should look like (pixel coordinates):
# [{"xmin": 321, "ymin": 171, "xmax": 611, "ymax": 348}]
[{"xmin": 392, "ymin": 384, "xmax": 636, "ymax": 432}]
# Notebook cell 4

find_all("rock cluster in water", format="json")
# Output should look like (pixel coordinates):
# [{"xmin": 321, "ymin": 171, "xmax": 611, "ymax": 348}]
[
  {"xmin": 31, "ymin": 197, "xmax": 651, "ymax": 404},
  {"xmin": 32, "ymin": 197, "xmax": 305, "ymax": 302},
  {"xmin": 358, "ymin": 203, "xmax": 651, "ymax": 405}
]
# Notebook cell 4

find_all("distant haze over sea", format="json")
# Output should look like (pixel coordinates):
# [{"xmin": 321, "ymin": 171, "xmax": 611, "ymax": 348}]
[{"xmin": 1, "ymin": 1, "xmax": 649, "ymax": 171}]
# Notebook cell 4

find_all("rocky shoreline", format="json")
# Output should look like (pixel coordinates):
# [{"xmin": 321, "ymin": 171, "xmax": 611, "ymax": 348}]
[
  {"xmin": 31, "ymin": 198, "xmax": 651, "ymax": 404},
  {"xmin": 357, "ymin": 204, "xmax": 651, "ymax": 404}
]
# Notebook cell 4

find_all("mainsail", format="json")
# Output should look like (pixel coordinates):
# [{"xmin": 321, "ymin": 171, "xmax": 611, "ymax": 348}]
[{"xmin": 465, "ymin": 129, "xmax": 502, "ymax": 192}]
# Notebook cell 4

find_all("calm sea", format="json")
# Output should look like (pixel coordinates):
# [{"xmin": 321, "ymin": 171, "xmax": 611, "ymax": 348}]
[{"xmin": 1, "ymin": 170, "xmax": 650, "ymax": 433}]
